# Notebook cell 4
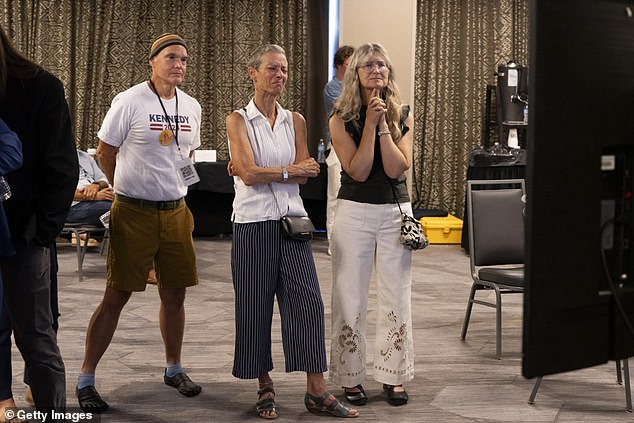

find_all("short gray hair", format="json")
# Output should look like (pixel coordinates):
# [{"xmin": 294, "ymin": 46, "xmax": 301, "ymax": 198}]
[{"xmin": 247, "ymin": 44, "xmax": 285, "ymax": 70}]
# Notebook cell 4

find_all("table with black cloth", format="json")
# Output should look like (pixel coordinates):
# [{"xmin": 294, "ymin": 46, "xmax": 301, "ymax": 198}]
[
  {"xmin": 461, "ymin": 148, "xmax": 527, "ymax": 252},
  {"xmin": 186, "ymin": 161, "xmax": 327, "ymax": 236}
]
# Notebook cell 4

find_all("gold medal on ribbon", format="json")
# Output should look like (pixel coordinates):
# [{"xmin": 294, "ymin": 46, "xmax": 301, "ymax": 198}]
[{"xmin": 159, "ymin": 129, "xmax": 174, "ymax": 146}]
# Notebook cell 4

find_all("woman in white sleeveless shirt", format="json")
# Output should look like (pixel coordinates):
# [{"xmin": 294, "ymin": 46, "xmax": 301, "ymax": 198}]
[{"xmin": 226, "ymin": 44, "xmax": 359, "ymax": 419}]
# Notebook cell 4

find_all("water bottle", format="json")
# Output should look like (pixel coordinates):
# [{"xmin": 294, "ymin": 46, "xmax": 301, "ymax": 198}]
[
  {"xmin": 523, "ymin": 104, "xmax": 529, "ymax": 124},
  {"xmin": 317, "ymin": 138, "xmax": 326, "ymax": 163},
  {"xmin": 0, "ymin": 176, "xmax": 11, "ymax": 201}
]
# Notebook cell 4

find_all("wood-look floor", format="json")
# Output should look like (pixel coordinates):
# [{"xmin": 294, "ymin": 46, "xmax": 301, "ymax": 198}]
[{"xmin": 8, "ymin": 235, "xmax": 633, "ymax": 422}]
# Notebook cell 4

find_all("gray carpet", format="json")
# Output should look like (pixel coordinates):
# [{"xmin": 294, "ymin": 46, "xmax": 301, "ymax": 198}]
[{"xmin": 7, "ymin": 235, "xmax": 633, "ymax": 422}]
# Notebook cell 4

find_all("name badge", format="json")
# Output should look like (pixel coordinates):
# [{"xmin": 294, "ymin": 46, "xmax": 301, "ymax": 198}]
[{"xmin": 175, "ymin": 157, "xmax": 200, "ymax": 186}]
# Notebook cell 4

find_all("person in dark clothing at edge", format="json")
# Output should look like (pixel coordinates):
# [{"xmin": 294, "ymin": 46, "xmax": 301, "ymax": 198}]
[{"xmin": 0, "ymin": 23, "xmax": 79, "ymax": 419}]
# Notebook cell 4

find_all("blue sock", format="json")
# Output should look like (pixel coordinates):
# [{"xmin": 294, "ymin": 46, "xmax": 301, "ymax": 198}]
[
  {"xmin": 77, "ymin": 372, "xmax": 95, "ymax": 389},
  {"xmin": 165, "ymin": 363, "xmax": 183, "ymax": 378}
]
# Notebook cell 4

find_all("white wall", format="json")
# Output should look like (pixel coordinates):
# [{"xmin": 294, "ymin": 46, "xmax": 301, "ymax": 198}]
[
  {"xmin": 338, "ymin": 0, "xmax": 417, "ymax": 193},
  {"xmin": 339, "ymin": 0, "xmax": 417, "ymax": 106}
]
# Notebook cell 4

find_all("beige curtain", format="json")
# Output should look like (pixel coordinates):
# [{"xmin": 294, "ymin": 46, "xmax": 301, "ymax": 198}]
[
  {"xmin": 413, "ymin": 0, "xmax": 529, "ymax": 217},
  {"xmin": 1, "ymin": 0, "xmax": 528, "ymax": 214},
  {"xmin": 0, "ymin": 0, "xmax": 327, "ymax": 160}
]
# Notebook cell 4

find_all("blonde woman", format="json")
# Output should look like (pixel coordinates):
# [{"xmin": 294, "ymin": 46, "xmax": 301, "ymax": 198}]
[{"xmin": 329, "ymin": 43, "xmax": 415, "ymax": 406}]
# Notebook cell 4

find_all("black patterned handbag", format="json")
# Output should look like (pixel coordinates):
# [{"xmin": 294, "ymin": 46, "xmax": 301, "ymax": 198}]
[
  {"xmin": 399, "ymin": 213, "xmax": 428, "ymax": 250},
  {"xmin": 389, "ymin": 179, "xmax": 429, "ymax": 251}
]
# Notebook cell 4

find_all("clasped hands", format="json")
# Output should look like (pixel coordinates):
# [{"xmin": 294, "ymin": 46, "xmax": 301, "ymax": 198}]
[
  {"xmin": 291, "ymin": 157, "xmax": 320, "ymax": 178},
  {"xmin": 367, "ymin": 88, "xmax": 388, "ymax": 128},
  {"xmin": 80, "ymin": 184, "xmax": 114, "ymax": 201}
]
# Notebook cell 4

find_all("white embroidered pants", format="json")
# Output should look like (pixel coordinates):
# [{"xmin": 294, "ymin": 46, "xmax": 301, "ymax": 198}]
[
  {"xmin": 329, "ymin": 199, "xmax": 415, "ymax": 387},
  {"xmin": 325, "ymin": 148, "xmax": 342, "ymax": 252}
]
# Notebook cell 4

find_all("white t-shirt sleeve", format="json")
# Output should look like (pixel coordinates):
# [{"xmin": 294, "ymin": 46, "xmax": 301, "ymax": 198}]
[{"xmin": 97, "ymin": 92, "xmax": 134, "ymax": 147}]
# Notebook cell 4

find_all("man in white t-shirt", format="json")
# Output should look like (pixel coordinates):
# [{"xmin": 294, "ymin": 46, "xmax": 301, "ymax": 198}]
[{"xmin": 76, "ymin": 33, "xmax": 202, "ymax": 414}]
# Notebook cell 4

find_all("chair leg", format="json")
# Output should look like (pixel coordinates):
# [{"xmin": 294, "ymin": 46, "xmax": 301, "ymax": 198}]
[
  {"xmin": 78, "ymin": 231, "xmax": 91, "ymax": 282},
  {"xmin": 494, "ymin": 285, "xmax": 502, "ymax": 360},
  {"xmin": 461, "ymin": 283, "xmax": 478, "ymax": 341},
  {"xmin": 71, "ymin": 229, "xmax": 85, "ymax": 282},
  {"xmin": 65, "ymin": 225, "xmax": 105, "ymax": 281},
  {"xmin": 99, "ymin": 228, "xmax": 109, "ymax": 256},
  {"xmin": 623, "ymin": 358, "xmax": 632, "ymax": 412},
  {"xmin": 528, "ymin": 364, "xmax": 631, "ymax": 411},
  {"xmin": 528, "ymin": 376, "xmax": 543, "ymax": 405}
]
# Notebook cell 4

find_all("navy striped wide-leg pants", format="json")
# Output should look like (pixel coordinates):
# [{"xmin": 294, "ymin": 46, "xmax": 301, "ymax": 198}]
[{"xmin": 231, "ymin": 220, "xmax": 327, "ymax": 379}]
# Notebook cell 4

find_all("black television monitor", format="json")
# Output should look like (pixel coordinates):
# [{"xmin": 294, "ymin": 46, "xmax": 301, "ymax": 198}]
[{"xmin": 523, "ymin": 0, "xmax": 634, "ymax": 378}]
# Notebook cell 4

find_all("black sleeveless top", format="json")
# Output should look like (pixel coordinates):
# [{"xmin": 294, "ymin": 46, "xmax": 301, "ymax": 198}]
[{"xmin": 337, "ymin": 105, "xmax": 411, "ymax": 204}]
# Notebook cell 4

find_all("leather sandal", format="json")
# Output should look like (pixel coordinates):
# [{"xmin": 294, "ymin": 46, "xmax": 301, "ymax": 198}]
[
  {"xmin": 343, "ymin": 385, "xmax": 368, "ymax": 406},
  {"xmin": 256, "ymin": 386, "xmax": 278, "ymax": 419},
  {"xmin": 76, "ymin": 385, "xmax": 109, "ymax": 413},
  {"xmin": 304, "ymin": 391, "xmax": 359, "ymax": 418},
  {"xmin": 383, "ymin": 384, "xmax": 408, "ymax": 406},
  {"xmin": 164, "ymin": 372, "xmax": 202, "ymax": 397}
]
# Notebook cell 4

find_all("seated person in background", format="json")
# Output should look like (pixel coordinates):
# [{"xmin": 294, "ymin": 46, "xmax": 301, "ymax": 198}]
[
  {"xmin": 65, "ymin": 149, "xmax": 113, "ymax": 247},
  {"xmin": 66, "ymin": 149, "xmax": 113, "ymax": 227}
]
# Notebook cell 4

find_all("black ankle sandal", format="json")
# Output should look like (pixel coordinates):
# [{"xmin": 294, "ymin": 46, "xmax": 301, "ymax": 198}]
[
  {"xmin": 383, "ymin": 384, "xmax": 408, "ymax": 406},
  {"xmin": 256, "ymin": 386, "xmax": 278, "ymax": 419},
  {"xmin": 343, "ymin": 385, "xmax": 368, "ymax": 406}
]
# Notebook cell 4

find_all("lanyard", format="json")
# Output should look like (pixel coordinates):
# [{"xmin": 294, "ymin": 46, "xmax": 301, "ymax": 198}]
[{"xmin": 148, "ymin": 79, "xmax": 181, "ymax": 151}]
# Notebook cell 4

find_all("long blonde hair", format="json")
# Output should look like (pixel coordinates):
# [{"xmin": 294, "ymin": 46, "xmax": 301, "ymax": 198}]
[{"xmin": 334, "ymin": 43, "xmax": 405, "ymax": 141}]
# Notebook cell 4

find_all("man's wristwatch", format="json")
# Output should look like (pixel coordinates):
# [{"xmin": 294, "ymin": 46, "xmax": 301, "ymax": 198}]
[{"xmin": 282, "ymin": 167, "xmax": 288, "ymax": 181}]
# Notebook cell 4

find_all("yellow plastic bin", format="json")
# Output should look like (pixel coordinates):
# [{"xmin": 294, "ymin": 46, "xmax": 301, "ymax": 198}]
[{"xmin": 420, "ymin": 214, "xmax": 463, "ymax": 244}]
